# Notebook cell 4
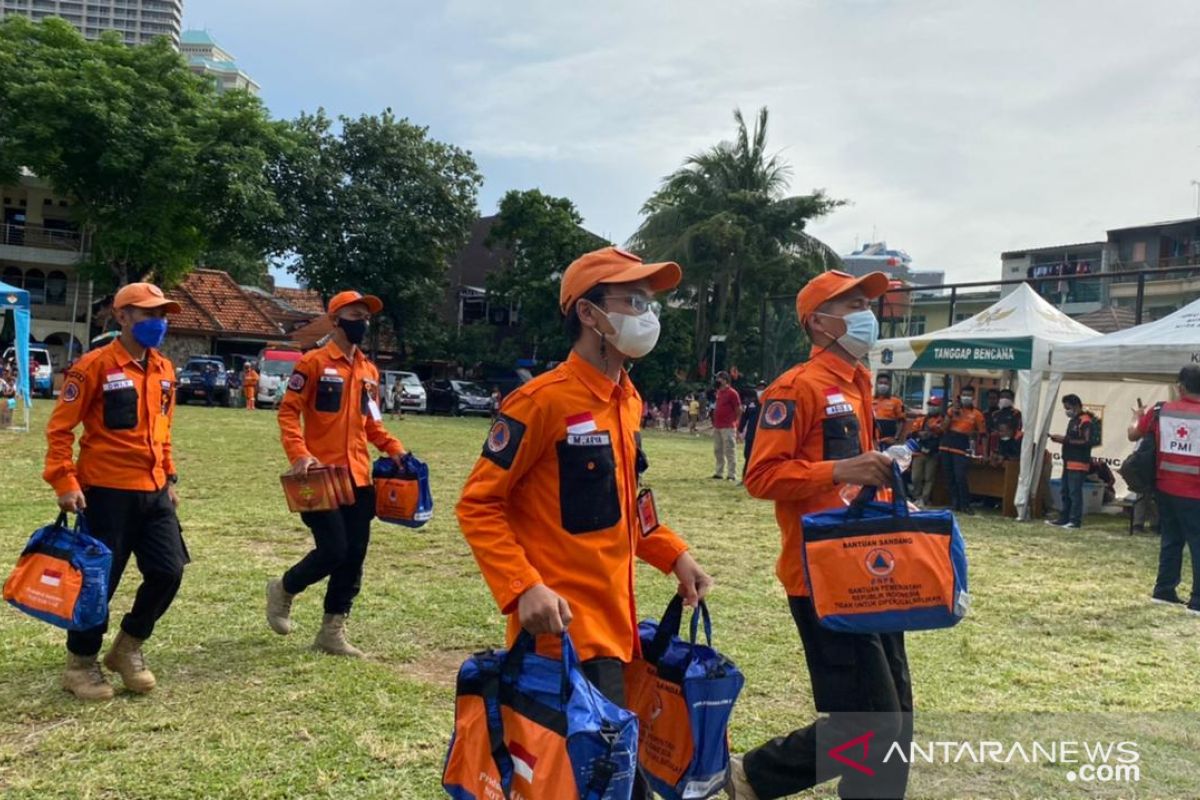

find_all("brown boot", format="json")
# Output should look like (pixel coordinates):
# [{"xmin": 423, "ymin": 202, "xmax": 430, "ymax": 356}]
[
  {"xmin": 313, "ymin": 613, "xmax": 364, "ymax": 658},
  {"xmin": 266, "ymin": 578, "xmax": 294, "ymax": 635},
  {"xmin": 102, "ymin": 631, "xmax": 157, "ymax": 693},
  {"xmin": 61, "ymin": 652, "xmax": 114, "ymax": 701},
  {"xmin": 725, "ymin": 755, "xmax": 760, "ymax": 800}
]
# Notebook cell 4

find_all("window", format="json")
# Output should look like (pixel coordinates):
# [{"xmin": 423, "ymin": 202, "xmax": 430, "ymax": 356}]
[
  {"xmin": 907, "ymin": 315, "xmax": 926, "ymax": 335},
  {"xmin": 954, "ymin": 312, "xmax": 973, "ymax": 322},
  {"xmin": 2, "ymin": 266, "xmax": 22, "ymax": 287},
  {"xmin": 24, "ymin": 268, "xmax": 45, "ymax": 304},
  {"xmin": 45, "ymin": 271, "xmax": 67, "ymax": 306},
  {"xmin": 1131, "ymin": 241, "xmax": 1147, "ymax": 262}
]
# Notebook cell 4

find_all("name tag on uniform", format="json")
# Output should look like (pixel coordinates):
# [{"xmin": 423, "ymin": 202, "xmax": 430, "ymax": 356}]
[
  {"xmin": 367, "ymin": 399, "xmax": 382, "ymax": 421},
  {"xmin": 104, "ymin": 370, "xmax": 133, "ymax": 391},
  {"xmin": 319, "ymin": 375, "xmax": 344, "ymax": 384},
  {"xmin": 637, "ymin": 488, "xmax": 660, "ymax": 536},
  {"xmin": 825, "ymin": 403, "xmax": 854, "ymax": 416},
  {"xmin": 566, "ymin": 432, "xmax": 611, "ymax": 447}
]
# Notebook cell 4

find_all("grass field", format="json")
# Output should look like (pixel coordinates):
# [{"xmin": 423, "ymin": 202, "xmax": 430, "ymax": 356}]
[{"xmin": 1, "ymin": 401, "xmax": 1198, "ymax": 799}]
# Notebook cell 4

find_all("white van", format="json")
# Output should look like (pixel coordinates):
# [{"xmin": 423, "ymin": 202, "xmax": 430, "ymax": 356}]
[
  {"xmin": 255, "ymin": 348, "xmax": 303, "ymax": 408},
  {"xmin": 381, "ymin": 370, "xmax": 427, "ymax": 413},
  {"xmin": 2, "ymin": 345, "xmax": 53, "ymax": 398}
]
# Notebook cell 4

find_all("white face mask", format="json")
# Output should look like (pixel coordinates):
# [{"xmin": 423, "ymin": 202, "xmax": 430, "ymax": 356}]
[
  {"xmin": 998, "ymin": 398, "xmax": 1013, "ymax": 409},
  {"xmin": 961, "ymin": 396, "xmax": 975, "ymax": 407},
  {"xmin": 595, "ymin": 308, "xmax": 661, "ymax": 359}
]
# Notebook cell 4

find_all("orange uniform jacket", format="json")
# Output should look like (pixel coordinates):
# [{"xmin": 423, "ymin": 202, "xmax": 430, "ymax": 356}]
[
  {"xmin": 456, "ymin": 351, "xmax": 690, "ymax": 662},
  {"xmin": 244, "ymin": 369, "xmax": 260, "ymax": 389},
  {"xmin": 44, "ymin": 339, "xmax": 177, "ymax": 495},
  {"xmin": 940, "ymin": 407, "xmax": 986, "ymax": 455},
  {"xmin": 873, "ymin": 395, "xmax": 906, "ymax": 442},
  {"xmin": 278, "ymin": 341, "xmax": 404, "ymax": 487},
  {"xmin": 910, "ymin": 414, "xmax": 946, "ymax": 455},
  {"xmin": 744, "ymin": 350, "xmax": 875, "ymax": 597}
]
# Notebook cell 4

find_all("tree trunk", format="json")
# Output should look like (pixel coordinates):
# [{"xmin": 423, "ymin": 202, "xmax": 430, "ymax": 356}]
[{"xmin": 691, "ymin": 283, "xmax": 710, "ymax": 374}]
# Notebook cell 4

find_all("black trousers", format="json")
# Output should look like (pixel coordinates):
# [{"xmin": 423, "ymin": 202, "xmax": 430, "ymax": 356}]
[
  {"xmin": 67, "ymin": 486, "xmax": 188, "ymax": 657},
  {"xmin": 940, "ymin": 451, "xmax": 971, "ymax": 511},
  {"xmin": 744, "ymin": 597, "xmax": 913, "ymax": 800},
  {"xmin": 1154, "ymin": 491, "xmax": 1200, "ymax": 602},
  {"xmin": 283, "ymin": 487, "xmax": 375, "ymax": 615},
  {"xmin": 583, "ymin": 657, "xmax": 649, "ymax": 800}
]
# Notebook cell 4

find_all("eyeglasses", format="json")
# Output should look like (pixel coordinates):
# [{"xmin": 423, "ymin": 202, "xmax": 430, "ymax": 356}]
[{"xmin": 603, "ymin": 295, "xmax": 662, "ymax": 317}]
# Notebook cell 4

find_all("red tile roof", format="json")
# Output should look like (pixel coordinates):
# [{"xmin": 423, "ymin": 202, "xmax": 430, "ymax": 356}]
[
  {"xmin": 273, "ymin": 286, "xmax": 326, "ymax": 316},
  {"xmin": 166, "ymin": 269, "xmax": 285, "ymax": 338}
]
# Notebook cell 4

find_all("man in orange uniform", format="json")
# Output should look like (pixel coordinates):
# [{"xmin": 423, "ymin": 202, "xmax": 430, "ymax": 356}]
[
  {"xmin": 44, "ymin": 283, "xmax": 186, "ymax": 701},
  {"xmin": 909, "ymin": 396, "xmax": 946, "ymax": 506},
  {"xmin": 242, "ymin": 362, "xmax": 260, "ymax": 410},
  {"xmin": 267, "ymin": 290, "xmax": 408, "ymax": 657},
  {"xmin": 456, "ymin": 247, "xmax": 713, "ymax": 799},
  {"xmin": 726, "ymin": 270, "xmax": 908, "ymax": 800},
  {"xmin": 940, "ymin": 387, "xmax": 986, "ymax": 515},
  {"xmin": 872, "ymin": 372, "xmax": 907, "ymax": 447}
]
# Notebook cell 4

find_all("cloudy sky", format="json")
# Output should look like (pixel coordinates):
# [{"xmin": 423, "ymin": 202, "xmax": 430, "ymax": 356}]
[{"xmin": 185, "ymin": 0, "xmax": 1200, "ymax": 283}]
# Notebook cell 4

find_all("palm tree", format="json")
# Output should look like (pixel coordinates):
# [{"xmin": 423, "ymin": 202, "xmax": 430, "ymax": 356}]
[{"xmin": 628, "ymin": 107, "xmax": 842, "ymax": 374}]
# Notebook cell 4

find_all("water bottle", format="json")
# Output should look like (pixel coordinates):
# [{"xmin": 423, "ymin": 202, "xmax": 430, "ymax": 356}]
[{"xmin": 839, "ymin": 440, "xmax": 918, "ymax": 505}]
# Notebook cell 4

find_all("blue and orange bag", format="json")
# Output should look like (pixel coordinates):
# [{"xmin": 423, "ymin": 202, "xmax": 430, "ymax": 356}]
[
  {"xmin": 444, "ymin": 631, "xmax": 639, "ymax": 799},
  {"xmin": 373, "ymin": 453, "xmax": 433, "ymax": 528},
  {"xmin": 801, "ymin": 463, "xmax": 969, "ymax": 634},
  {"xmin": 3, "ymin": 512, "xmax": 111, "ymax": 631},
  {"xmin": 625, "ymin": 597, "xmax": 744, "ymax": 800}
]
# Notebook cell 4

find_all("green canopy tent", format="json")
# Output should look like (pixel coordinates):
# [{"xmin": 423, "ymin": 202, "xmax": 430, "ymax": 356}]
[{"xmin": 870, "ymin": 284, "xmax": 1101, "ymax": 519}]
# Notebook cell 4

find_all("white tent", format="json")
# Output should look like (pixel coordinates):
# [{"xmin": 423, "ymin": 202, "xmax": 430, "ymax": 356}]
[
  {"xmin": 1051, "ymin": 296, "xmax": 1200, "ymax": 377},
  {"xmin": 871, "ymin": 284, "xmax": 1102, "ymax": 518},
  {"xmin": 1027, "ymin": 297, "xmax": 1200, "ymax": 501}
]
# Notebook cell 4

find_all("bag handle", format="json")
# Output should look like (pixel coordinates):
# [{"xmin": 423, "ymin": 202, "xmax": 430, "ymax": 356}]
[
  {"xmin": 506, "ymin": 630, "xmax": 583, "ymax": 705},
  {"xmin": 847, "ymin": 460, "xmax": 909, "ymax": 519},
  {"xmin": 479, "ymin": 671, "xmax": 515, "ymax": 800},
  {"xmin": 646, "ymin": 596, "xmax": 713, "ymax": 663}
]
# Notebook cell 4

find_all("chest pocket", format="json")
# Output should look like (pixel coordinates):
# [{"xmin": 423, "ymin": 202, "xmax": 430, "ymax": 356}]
[
  {"xmin": 556, "ymin": 435, "xmax": 621, "ymax": 534},
  {"xmin": 823, "ymin": 414, "xmax": 862, "ymax": 461},
  {"xmin": 361, "ymin": 381, "xmax": 373, "ymax": 416},
  {"xmin": 103, "ymin": 383, "xmax": 139, "ymax": 431},
  {"xmin": 316, "ymin": 376, "xmax": 344, "ymax": 413}
]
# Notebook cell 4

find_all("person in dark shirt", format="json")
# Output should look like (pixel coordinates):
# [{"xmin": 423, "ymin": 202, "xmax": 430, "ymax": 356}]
[
  {"xmin": 990, "ymin": 420, "xmax": 1022, "ymax": 462},
  {"xmin": 737, "ymin": 381, "xmax": 768, "ymax": 483}
]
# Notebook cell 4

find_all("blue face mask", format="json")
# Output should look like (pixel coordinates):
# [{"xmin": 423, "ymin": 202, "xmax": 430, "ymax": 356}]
[
  {"xmin": 132, "ymin": 317, "xmax": 168, "ymax": 349},
  {"xmin": 822, "ymin": 309, "xmax": 879, "ymax": 358}
]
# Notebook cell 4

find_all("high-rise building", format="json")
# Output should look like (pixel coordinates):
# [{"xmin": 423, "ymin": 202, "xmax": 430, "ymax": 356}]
[
  {"xmin": 0, "ymin": 1, "xmax": 184, "ymax": 48},
  {"xmin": 181, "ymin": 29, "xmax": 259, "ymax": 95}
]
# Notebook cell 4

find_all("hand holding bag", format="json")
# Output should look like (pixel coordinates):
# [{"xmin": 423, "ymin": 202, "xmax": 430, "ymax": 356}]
[
  {"xmin": 374, "ymin": 453, "xmax": 433, "ymax": 527},
  {"xmin": 4, "ymin": 512, "xmax": 111, "ymax": 631},
  {"xmin": 801, "ymin": 462, "xmax": 969, "ymax": 633}
]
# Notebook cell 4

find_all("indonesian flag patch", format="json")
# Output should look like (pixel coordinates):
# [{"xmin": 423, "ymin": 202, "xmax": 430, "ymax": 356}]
[
  {"xmin": 565, "ymin": 412, "xmax": 597, "ymax": 435},
  {"xmin": 510, "ymin": 740, "xmax": 538, "ymax": 783},
  {"xmin": 40, "ymin": 569, "xmax": 63, "ymax": 588},
  {"xmin": 824, "ymin": 387, "xmax": 853, "ymax": 417}
]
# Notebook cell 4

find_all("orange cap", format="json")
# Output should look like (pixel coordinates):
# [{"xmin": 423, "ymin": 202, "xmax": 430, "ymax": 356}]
[
  {"xmin": 795, "ymin": 270, "xmax": 890, "ymax": 323},
  {"xmin": 559, "ymin": 246, "xmax": 681, "ymax": 314},
  {"xmin": 113, "ymin": 282, "xmax": 181, "ymax": 314},
  {"xmin": 328, "ymin": 290, "xmax": 383, "ymax": 316}
]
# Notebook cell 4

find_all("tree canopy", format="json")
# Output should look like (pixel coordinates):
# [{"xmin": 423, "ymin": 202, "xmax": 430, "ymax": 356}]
[
  {"xmin": 627, "ymin": 107, "xmax": 843, "ymax": 380},
  {"xmin": 276, "ymin": 109, "xmax": 482, "ymax": 359},
  {"xmin": 0, "ymin": 16, "xmax": 286, "ymax": 289}
]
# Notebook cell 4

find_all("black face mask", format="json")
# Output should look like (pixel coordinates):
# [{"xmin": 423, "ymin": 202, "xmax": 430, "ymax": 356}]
[{"xmin": 337, "ymin": 317, "xmax": 369, "ymax": 345}]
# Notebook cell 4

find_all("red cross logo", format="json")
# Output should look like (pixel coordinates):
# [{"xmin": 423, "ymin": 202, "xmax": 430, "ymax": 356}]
[{"xmin": 1177, "ymin": 425, "xmax": 1190, "ymax": 440}]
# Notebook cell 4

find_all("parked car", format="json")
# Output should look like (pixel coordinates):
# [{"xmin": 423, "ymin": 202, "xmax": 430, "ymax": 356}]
[
  {"xmin": 2, "ymin": 345, "xmax": 53, "ymax": 398},
  {"xmin": 381, "ymin": 370, "xmax": 427, "ymax": 414},
  {"xmin": 255, "ymin": 348, "xmax": 303, "ymax": 408},
  {"xmin": 425, "ymin": 379, "xmax": 493, "ymax": 416},
  {"xmin": 176, "ymin": 356, "xmax": 230, "ymax": 405}
]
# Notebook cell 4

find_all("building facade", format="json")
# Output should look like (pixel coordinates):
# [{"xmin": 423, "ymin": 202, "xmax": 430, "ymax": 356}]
[
  {"xmin": 1001, "ymin": 216, "xmax": 1200, "ymax": 323},
  {"xmin": 0, "ymin": 0, "xmax": 184, "ymax": 47},
  {"xmin": 1, "ymin": 174, "xmax": 92, "ymax": 368},
  {"xmin": 180, "ymin": 29, "xmax": 259, "ymax": 95}
]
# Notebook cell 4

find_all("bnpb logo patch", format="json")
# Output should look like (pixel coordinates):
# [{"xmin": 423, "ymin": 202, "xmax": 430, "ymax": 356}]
[
  {"xmin": 865, "ymin": 548, "xmax": 896, "ymax": 577},
  {"xmin": 487, "ymin": 419, "xmax": 511, "ymax": 453},
  {"xmin": 62, "ymin": 382, "xmax": 80, "ymax": 403},
  {"xmin": 287, "ymin": 371, "xmax": 306, "ymax": 392},
  {"xmin": 760, "ymin": 399, "xmax": 795, "ymax": 430}
]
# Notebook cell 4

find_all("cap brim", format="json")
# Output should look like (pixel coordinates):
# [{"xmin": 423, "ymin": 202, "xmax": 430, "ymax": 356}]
[
  {"xmin": 125, "ymin": 298, "xmax": 182, "ymax": 314},
  {"xmin": 834, "ymin": 271, "xmax": 891, "ymax": 302},
  {"xmin": 598, "ymin": 261, "xmax": 682, "ymax": 294},
  {"xmin": 329, "ymin": 295, "xmax": 384, "ymax": 315}
]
